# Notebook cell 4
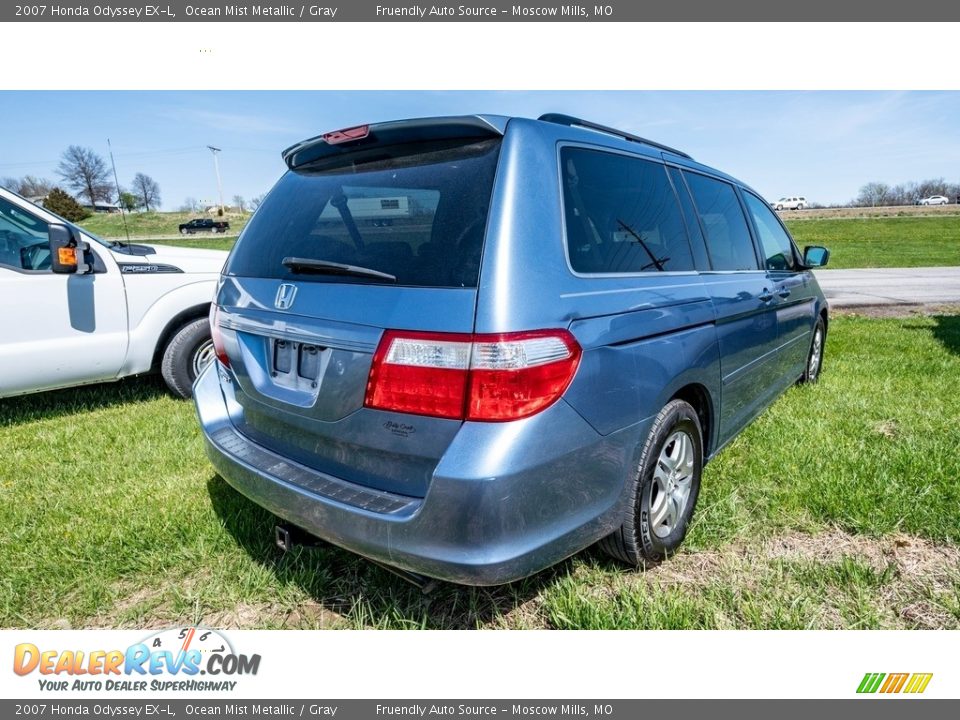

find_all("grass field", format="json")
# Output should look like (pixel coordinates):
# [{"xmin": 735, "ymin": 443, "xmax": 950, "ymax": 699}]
[
  {"xmin": 785, "ymin": 216, "xmax": 960, "ymax": 269},
  {"xmin": 127, "ymin": 213, "xmax": 960, "ymax": 270},
  {"xmin": 78, "ymin": 211, "xmax": 248, "ymax": 240},
  {"xmin": 1, "ymin": 311, "xmax": 958, "ymax": 630}
]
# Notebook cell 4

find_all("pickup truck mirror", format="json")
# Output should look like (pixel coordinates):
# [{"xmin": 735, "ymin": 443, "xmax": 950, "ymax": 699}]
[
  {"xmin": 48, "ymin": 224, "xmax": 92, "ymax": 274},
  {"xmin": 803, "ymin": 245, "xmax": 830, "ymax": 268},
  {"xmin": 49, "ymin": 224, "xmax": 79, "ymax": 274}
]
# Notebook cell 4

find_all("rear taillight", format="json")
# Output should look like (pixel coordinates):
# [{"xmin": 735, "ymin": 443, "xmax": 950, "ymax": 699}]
[
  {"xmin": 209, "ymin": 304, "xmax": 230, "ymax": 368},
  {"xmin": 364, "ymin": 330, "xmax": 581, "ymax": 422}
]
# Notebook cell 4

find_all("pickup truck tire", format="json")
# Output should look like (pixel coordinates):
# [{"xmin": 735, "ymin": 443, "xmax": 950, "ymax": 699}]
[
  {"xmin": 161, "ymin": 318, "xmax": 215, "ymax": 398},
  {"xmin": 180, "ymin": 228, "xmax": 189, "ymax": 235}
]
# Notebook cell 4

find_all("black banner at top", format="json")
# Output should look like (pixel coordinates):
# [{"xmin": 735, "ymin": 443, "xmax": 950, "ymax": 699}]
[{"xmin": 4, "ymin": 0, "xmax": 958, "ymax": 21}]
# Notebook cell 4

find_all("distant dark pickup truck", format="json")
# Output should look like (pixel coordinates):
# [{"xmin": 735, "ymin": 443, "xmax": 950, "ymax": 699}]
[{"xmin": 179, "ymin": 218, "xmax": 230, "ymax": 235}]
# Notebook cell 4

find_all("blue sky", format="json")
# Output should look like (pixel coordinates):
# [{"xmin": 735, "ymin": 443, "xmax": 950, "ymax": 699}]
[{"xmin": 1, "ymin": 91, "xmax": 958, "ymax": 209}]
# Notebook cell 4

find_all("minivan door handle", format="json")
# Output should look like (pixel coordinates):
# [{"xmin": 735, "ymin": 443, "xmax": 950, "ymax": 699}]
[
  {"xmin": 778, "ymin": 287, "xmax": 791, "ymax": 299},
  {"xmin": 758, "ymin": 288, "xmax": 774, "ymax": 303}
]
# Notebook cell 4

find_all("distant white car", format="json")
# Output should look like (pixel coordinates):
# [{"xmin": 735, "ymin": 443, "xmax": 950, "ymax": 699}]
[
  {"xmin": 0, "ymin": 187, "xmax": 228, "ymax": 399},
  {"xmin": 917, "ymin": 195, "xmax": 949, "ymax": 206},
  {"xmin": 773, "ymin": 196, "xmax": 807, "ymax": 210}
]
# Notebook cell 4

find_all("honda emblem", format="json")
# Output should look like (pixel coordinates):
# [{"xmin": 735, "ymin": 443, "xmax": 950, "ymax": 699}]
[{"xmin": 275, "ymin": 283, "xmax": 297, "ymax": 310}]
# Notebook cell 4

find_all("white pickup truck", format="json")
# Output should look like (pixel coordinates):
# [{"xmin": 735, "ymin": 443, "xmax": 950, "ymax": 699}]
[{"xmin": 0, "ymin": 187, "xmax": 228, "ymax": 399}]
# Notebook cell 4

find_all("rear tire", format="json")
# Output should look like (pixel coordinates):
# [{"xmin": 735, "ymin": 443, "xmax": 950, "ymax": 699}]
[
  {"xmin": 599, "ymin": 399, "xmax": 704, "ymax": 565},
  {"xmin": 799, "ymin": 317, "xmax": 825, "ymax": 384},
  {"xmin": 160, "ymin": 318, "xmax": 215, "ymax": 399}
]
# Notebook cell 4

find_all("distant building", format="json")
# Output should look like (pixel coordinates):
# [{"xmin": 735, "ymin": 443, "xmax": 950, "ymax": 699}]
[{"xmin": 83, "ymin": 201, "xmax": 121, "ymax": 214}]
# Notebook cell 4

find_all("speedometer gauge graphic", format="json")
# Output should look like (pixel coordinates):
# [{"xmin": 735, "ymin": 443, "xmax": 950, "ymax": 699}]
[{"xmin": 140, "ymin": 626, "xmax": 234, "ymax": 660}]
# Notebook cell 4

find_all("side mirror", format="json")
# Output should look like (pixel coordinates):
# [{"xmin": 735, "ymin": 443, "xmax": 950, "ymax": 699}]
[
  {"xmin": 49, "ymin": 224, "xmax": 79, "ymax": 274},
  {"xmin": 803, "ymin": 245, "xmax": 830, "ymax": 268}
]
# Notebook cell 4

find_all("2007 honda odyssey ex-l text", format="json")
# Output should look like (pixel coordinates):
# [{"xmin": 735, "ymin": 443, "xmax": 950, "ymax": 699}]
[{"xmin": 194, "ymin": 113, "xmax": 831, "ymax": 585}]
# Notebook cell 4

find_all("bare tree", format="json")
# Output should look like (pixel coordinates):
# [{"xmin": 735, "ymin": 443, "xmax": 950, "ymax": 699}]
[
  {"xmin": 1, "ymin": 175, "xmax": 54, "ymax": 197},
  {"xmin": 57, "ymin": 146, "xmax": 112, "ymax": 207},
  {"xmin": 855, "ymin": 182, "xmax": 891, "ymax": 207},
  {"xmin": 232, "ymin": 194, "xmax": 245, "ymax": 213},
  {"xmin": 180, "ymin": 197, "xmax": 200, "ymax": 212},
  {"xmin": 249, "ymin": 193, "xmax": 265, "ymax": 210},
  {"xmin": 131, "ymin": 172, "xmax": 162, "ymax": 212}
]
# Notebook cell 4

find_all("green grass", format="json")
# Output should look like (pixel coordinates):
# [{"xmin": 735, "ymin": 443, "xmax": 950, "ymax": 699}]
[
  {"xmin": 76, "ymin": 211, "xmax": 960, "ymax": 269},
  {"xmin": 1, "ymin": 313, "xmax": 959, "ymax": 629},
  {"xmin": 785, "ymin": 216, "xmax": 960, "ymax": 269},
  {"xmin": 151, "ymin": 237, "xmax": 237, "ymax": 252},
  {"xmin": 78, "ymin": 211, "xmax": 248, "ymax": 240}
]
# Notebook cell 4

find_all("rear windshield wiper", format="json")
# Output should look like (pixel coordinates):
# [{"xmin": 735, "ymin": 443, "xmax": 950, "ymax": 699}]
[
  {"xmin": 282, "ymin": 256, "xmax": 397, "ymax": 282},
  {"xmin": 617, "ymin": 219, "xmax": 669, "ymax": 272}
]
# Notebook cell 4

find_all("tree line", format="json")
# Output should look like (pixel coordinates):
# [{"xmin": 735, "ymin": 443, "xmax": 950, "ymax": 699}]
[
  {"xmin": 2, "ymin": 145, "xmax": 161, "ymax": 221},
  {"xmin": 853, "ymin": 178, "xmax": 959, "ymax": 207}
]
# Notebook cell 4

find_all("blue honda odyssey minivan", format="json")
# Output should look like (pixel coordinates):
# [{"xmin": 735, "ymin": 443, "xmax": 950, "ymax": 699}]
[{"xmin": 195, "ymin": 113, "xmax": 830, "ymax": 585}]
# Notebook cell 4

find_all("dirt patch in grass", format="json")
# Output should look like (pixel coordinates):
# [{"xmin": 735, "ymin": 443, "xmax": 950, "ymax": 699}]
[
  {"xmin": 626, "ymin": 530, "xmax": 960, "ymax": 629},
  {"xmin": 833, "ymin": 303, "xmax": 960, "ymax": 319}
]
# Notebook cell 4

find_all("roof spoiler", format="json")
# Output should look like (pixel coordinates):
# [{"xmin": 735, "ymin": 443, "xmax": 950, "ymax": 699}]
[
  {"xmin": 538, "ymin": 113, "xmax": 692, "ymax": 160},
  {"xmin": 282, "ymin": 115, "xmax": 504, "ymax": 170}
]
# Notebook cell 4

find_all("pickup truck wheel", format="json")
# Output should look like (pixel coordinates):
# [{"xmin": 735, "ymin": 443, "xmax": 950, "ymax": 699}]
[
  {"xmin": 161, "ymin": 318, "xmax": 215, "ymax": 399},
  {"xmin": 180, "ymin": 228, "xmax": 188, "ymax": 235},
  {"xmin": 599, "ymin": 399, "xmax": 703, "ymax": 566}
]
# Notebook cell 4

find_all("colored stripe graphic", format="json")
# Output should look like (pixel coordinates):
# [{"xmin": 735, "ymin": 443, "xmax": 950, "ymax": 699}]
[
  {"xmin": 904, "ymin": 673, "xmax": 933, "ymax": 694},
  {"xmin": 880, "ymin": 673, "xmax": 909, "ymax": 693},
  {"xmin": 857, "ymin": 673, "xmax": 885, "ymax": 693},
  {"xmin": 857, "ymin": 672, "xmax": 932, "ymax": 694}
]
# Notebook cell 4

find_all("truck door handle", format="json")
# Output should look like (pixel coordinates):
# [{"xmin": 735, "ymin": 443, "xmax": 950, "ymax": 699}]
[
  {"xmin": 758, "ymin": 289, "xmax": 774, "ymax": 302},
  {"xmin": 778, "ymin": 287, "xmax": 791, "ymax": 299}
]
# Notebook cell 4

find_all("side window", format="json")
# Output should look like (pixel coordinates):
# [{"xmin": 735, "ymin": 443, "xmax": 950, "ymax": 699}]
[
  {"xmin": 0, "ymin": 196, "xmax": 51, "ymax": 272},
  {"xmin": 683, "ymin": 172, "xmax": 759, "ymax": 271},
  {"xmin": 742, "ymin": 191, "xmax": 798, "ymax": 271},
  {"xmin": 561, "ymin": 147, "xmax": 694, "ymax": 274}
]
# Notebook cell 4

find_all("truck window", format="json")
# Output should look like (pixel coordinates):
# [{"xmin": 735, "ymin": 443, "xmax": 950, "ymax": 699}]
[{"xmin": 0, "ymin": 196, "xmax": 51, "ymax": 272}]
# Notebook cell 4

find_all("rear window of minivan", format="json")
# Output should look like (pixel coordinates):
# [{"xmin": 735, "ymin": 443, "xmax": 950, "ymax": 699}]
[{"xmin": 225, "ymin": 138, "xmax": 501, "ymax": 288}]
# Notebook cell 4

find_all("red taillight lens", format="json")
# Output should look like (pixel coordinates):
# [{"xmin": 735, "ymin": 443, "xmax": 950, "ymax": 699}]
[
  {"xmin": 365, "ymin": 331, "xmax": 472, "ymax": 420},
  {"xmin": 209, "ymin": 304, "xmax": 230, "ymax": 368},
  {"xmin": 364, "ymin": 329, "xmax": 581, "ymax": 422}
]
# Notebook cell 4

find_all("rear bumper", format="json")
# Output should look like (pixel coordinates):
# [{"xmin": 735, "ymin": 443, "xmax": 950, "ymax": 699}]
[{"xmin": 194, "ymin": 362, "xmax": 643, "ymax": 585}]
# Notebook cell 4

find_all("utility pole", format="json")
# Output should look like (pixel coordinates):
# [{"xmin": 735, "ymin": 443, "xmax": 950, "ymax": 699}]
[{"xmin": 207, "ymin": 145, "xmax": 224, "ymax": 215}]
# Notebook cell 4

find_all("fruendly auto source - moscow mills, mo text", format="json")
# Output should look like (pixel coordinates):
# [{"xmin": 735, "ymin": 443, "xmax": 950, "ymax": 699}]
[{"xmin": 21, "ymin": 4, "xmax": 612, "ymax": 19}]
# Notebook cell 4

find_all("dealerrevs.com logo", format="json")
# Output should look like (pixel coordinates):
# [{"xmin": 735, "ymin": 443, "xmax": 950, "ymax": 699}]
[
  {"xmin": 857, "ymin": 673, "xmax": 933, "ymax": 694},
  {"xmin": 13, "ymin": 627, "xmax": 261, "ymax": 693}
]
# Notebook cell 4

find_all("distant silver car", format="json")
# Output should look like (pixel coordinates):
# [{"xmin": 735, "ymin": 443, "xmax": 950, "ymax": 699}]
[
  {"xmin": 774, "ymin": 196, "xmax": 807, "ymax": 210},
  {"xmin": 917, "ymin": 195, "xmax": 949, "ymax": 206}
]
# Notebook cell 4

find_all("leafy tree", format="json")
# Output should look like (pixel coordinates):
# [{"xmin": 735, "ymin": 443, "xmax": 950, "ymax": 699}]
[
  {"xmin": 131, "ymin": 172, "xmax": 161, "ymax": 211},
  {"xmin": 43, "ymin": 188, "xmax": 91, "ymax": 222},
  {"xmin": 57, "ymin": 146, "xmax": 112, "ymax": 207},
  {"xmin": 119, "ymin": 191, "xmax": 141, "ymax": 212}
]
